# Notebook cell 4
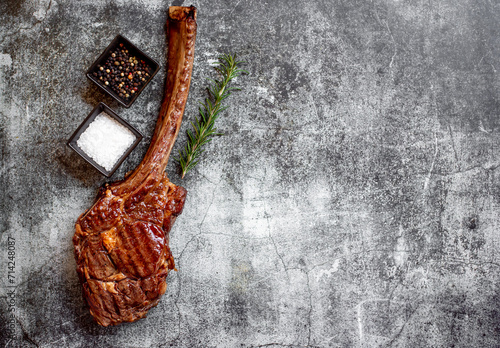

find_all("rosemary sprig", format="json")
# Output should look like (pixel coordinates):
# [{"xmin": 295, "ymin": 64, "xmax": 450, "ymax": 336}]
[{"xmin": 178, "ymin": 53, "xmax": 247, "ymax": 178}]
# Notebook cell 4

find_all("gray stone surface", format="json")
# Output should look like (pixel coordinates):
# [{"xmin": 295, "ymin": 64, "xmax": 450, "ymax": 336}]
[{"xmin": 2, "ymin": 0, "xmax": 500, "ymax": 347}]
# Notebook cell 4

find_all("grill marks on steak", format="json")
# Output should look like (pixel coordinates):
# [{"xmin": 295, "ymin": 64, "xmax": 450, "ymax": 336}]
[
  {"xmin": 73, "ymin": 6, "xmax": 196, "ymax": 326},
  {"xmin": 74, "ymin": 174, "xmax": 187, "ymax": 326}
]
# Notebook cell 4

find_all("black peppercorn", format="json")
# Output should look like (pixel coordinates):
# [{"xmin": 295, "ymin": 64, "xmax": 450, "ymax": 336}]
[{"xmin": 92, "ymin": 42, "xmax": 154, "ymax": 102}]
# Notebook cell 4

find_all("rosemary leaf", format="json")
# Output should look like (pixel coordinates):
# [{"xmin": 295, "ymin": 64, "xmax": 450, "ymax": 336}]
[{"xmin": 177, "ymin": 53, "xmax": 247, "ymax": 178}]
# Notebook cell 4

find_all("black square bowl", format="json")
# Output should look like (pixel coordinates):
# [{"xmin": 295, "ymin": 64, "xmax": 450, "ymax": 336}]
[
  {"xmin": 86, "ymin": 35, "xmax": 160, "ymax": 108},
  {"xmin": 67, "ymin": 102, "xmax": 143, "ymax": 177}
]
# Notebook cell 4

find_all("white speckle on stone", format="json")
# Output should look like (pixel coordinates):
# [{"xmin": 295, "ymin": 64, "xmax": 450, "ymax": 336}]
[
  {"xmin": 316, "ymin": 259, "xmax": 340, "ymax": 281},
  {"xmin": 0, "ymin": 53, "xmax": 12, "ymax": 67},
  {"xmin": 256, "ymin": 86, "xmax": 275, "ymax": 103},
  {"xmin": 117, "ymin": 0, "xmax": 161, "ymax": 11},
  {"xmin": 242, "ymin": 163, "xmax": 279, "ymax": 237},
  {"xmin": 242, "ymin": 200, "xmax": 268, "ymax": 238},
  {"xmin": 33, "ymin": 8, "xmax": 47, "ymax": 21},
  {"xmin": 308, "ymin": 178, "xmax": 331, "ymax": 212},
  {"xmin": 49, "ymin": 228, "xmax": 59, "ymax": 246},
  {"xmin": 394, "ymin": 226, "xmax": 408, "ymax": 267}
]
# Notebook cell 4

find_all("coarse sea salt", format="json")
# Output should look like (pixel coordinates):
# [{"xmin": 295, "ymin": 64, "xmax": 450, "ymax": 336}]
[{"xmin": 77, "ymin": 112, "xmax": 136, "ymax": 171}]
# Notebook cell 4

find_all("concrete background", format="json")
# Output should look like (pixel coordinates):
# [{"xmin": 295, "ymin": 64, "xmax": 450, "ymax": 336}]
[{"xmin": 2, "ymin": 0, "xmax": 500, "ymax": 347}]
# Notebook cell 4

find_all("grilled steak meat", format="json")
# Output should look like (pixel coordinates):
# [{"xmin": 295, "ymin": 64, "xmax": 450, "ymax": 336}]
[{"xmin": 73, "ymin": 6, "xmax": 197, "ymax": 326}]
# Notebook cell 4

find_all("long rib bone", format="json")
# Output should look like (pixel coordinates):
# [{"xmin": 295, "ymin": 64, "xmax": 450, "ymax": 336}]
[{"xmin": 73, "ymin": 6, "xmax": 197, "ymax": 326}]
